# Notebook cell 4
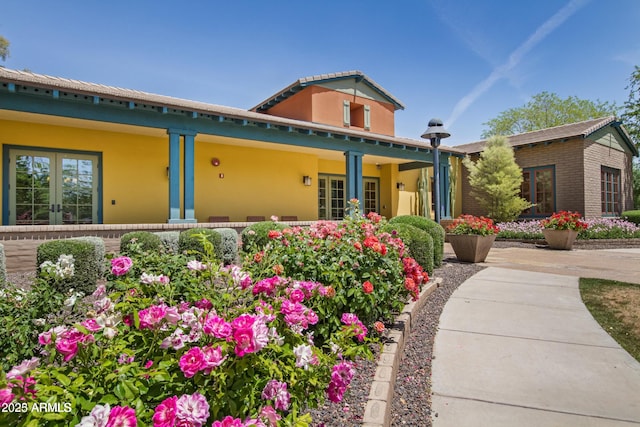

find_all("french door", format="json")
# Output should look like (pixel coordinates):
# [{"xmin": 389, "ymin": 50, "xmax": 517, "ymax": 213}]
[
  {"xmin": 318, "ymin": 175, "xmax": 379, "ymax": 220},
  {"xmin": 8, "ymin": 148, "xmax": 99, "ymax": 225}
]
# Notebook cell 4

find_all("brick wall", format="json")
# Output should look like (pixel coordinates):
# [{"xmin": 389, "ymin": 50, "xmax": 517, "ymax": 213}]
[
  {"xmin": 583, "ymin": 140, "xmax": 634, "ymax": 217},
  {"xmin": 461, "ymin": 138, "xmax": 587, "ymax": 217},
  {"xmin": 0, "ymin": 221, "xmax": 314, "ymax": 273}
]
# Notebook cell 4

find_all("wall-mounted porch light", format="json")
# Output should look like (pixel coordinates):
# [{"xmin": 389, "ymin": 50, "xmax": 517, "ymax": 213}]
[
  {"xmin": 303, "ymin": 176, "xmax": 312, "ymax": 186},
  {"xmin": 396, "ymin": 182, "xmax": 405, "ymax": 191}
]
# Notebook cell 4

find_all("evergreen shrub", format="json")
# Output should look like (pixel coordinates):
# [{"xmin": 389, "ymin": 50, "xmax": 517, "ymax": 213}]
[
  {"xmin": 120, "ymin": 231, "xmax": 163, "ymax": 255},
  {"xmin": 388, "ymin": 215, "xmax": 445, "ymax": 267},
  {"xmin": 178, "ymin": 228, "xmax": 223, "ymax": 262},
  {"xmin": 36, "ymin": 238, "xmax": 102, "ymax": 294},
  {"xmin": 382, "ymin": 222, "xmax": 434, "ymax": 274},
  {"xmin": 622, "ymin": 210, "xmax": 640, "ymax": 225},
  {"xmin": 154, "ymin": 231, "xmax": 180, "ymax": 253},
  {"xmin": 241, "ymin": 221, "xmax": 287, "ymax": 251},
  {"xmin": 213, "ymin": 228, "xmax": 239, "ymax": 264}
]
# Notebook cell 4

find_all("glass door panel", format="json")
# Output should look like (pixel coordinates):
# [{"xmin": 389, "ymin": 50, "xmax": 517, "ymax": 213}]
[
  {"xmin": 9, "ymin": 149, "xmax": 98, "ymax": 225},
  {"xmin": 11, "ymin": 154, "xmax": 54, "ymax": 225}
]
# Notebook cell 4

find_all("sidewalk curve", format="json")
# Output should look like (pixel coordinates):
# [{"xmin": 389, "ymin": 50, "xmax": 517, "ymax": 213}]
[{"xmin": 431, "ymin": 266, "xmax": 640, "ymax": 426}]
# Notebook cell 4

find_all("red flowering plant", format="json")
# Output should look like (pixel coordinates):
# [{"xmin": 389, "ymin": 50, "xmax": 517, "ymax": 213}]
[
  {"xmin": 541, "ymin": 211, "xmax": 588, "ymax": 231},
  {"xmin": 243, "ymin": 199, "xmax": 429, "ymax": 344},
  {"xmin": 447, "ymin": 214, "xmax": 500, "ymax": 236}
]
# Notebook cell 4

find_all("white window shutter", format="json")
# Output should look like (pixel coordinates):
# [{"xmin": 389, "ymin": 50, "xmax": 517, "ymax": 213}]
[
  {"xmin": 343, "ymin": 100, "xmax": 350, "ymax": 126},
  {"xmin": 364, "ymin": 105, "xmax": 371, "ymax": 130}
]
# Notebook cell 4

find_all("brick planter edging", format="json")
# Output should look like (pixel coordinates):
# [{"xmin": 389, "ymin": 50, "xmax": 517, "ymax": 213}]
[{"xmin": 361, "ymin": 277, "xmax": 442, "ymax": 427}]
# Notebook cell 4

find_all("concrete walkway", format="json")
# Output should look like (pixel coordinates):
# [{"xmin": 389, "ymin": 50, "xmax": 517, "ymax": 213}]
[{"xmin": 431, "ymin": 248, "xmax": 640, "ymax": 426}]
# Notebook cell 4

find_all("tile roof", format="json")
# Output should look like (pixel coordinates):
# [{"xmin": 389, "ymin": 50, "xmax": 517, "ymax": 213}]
[
  {"xmin": 250, "ymin": 70, "xmax": 406, "ymax": 112},
  {"xmin": 0, "ymin": 67, "xmax": 462, "ymax": 155},
  {"xmin": 454, "ymin": 116, "xmax": 636, "ymax": 154}
]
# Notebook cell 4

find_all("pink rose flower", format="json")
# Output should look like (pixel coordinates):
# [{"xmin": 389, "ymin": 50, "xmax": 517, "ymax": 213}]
[
  {"xmin": 261, "ymin": 380, "xmax": 290, "ymax": 411},
  {"xmin": 138, "ymin": 304, "xmax": 168, "ymax": 329},
  {"xmin": 202, "ymin": 345, "xmax": 227, "ymax": 373},
  {"xmin": 0, "ymin": 388, "xmax": 15, "ymax": 405},
  {"xmin": 259, "ymin": 405, "xmax": 281, "ymax": 427},
  {"xmin": 212, "ymin": 416, "xmax": 244, "ymax": 427},
  {"xmin": 179, "ymin": 347, "xmax": 205, "ymax": 378},
  {"xmin": 106, "ymin": 405, "xmax": 137, "ymax": 427},
  {"xmin": 6, "ymin": 357, "xmax": 40, "ymax": 380},
  {"xmin": 203, "ymin": 315, "xmax": 232, "ymax": 338},
  {"xmin": 78, "ymin": 403, "xmax": 111, "ymax": 427},
  {"xmin": 111, "ymin": 256, "xmax": 133, "ymax": 276},
  {"xmin": 153, "ymin": 396, "xmax": 177, "ymax": 427},
  {"xmin": 82, "ymin": 318, "xmax": 103, "ymax": 332},
  {"xmin": 176, "ymin": 392, "xmax": 209, "ymax": 427}
]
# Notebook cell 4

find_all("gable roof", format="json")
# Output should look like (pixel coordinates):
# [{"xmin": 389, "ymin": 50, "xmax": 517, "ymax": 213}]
[
  {"xmin": 251, "ymin": 70, "xmax": 406, "ymax": 113},
  {"xmin": 456, "ymin": 116, "xmax": 639, "ymax": 157}
]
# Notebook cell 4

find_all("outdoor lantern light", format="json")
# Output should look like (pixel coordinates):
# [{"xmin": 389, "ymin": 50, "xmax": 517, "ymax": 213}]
[
  {"xmin": 303, "ymin": 176, "xmax": 312, "ymax": 186},
  {"xmin": 396, "ymin": 182, "xmax": 406, "ymax": 191},
  {"xmin": 421, "ymin": 118, "xmax": 451, "ymax": 224}
]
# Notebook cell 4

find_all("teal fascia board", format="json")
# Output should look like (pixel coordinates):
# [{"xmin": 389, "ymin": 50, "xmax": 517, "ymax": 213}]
[
  {"xmin": 345, "ymin": 151, "xmax": 364, "ymax": 210},
  {"xmin": 167, "ymin": 131, "xmax": 181, "ymax": 222},
  {"xmin": 0, "ymin": 90, "xmax": 436, "ymax": 162}
]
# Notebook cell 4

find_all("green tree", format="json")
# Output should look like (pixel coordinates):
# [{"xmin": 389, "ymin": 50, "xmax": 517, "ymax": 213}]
[
  {"xmin": 0, "ymin": 36, "xmax": 9, "ymax": 61},
  {"xmin": 633, "ymin": 162, "xmax": 640, "ymax": 209},
  {"xmin": 482, "ymin": 92, "xmax": 618, "ymax": 138},
  {"xmin": 463, "ymin": 135, "xmax": 531, "ymax": 222},
  {"xmin": 621, "ymin": 65, "xmax": 640, "ymax": 149}
]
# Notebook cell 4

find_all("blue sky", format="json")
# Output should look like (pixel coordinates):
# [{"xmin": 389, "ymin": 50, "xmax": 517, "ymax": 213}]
[{"xmin": 2, "ymin": 0, "xmax": 639, "ymax": 146}]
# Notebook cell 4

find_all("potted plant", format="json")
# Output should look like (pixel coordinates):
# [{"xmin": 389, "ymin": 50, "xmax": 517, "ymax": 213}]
[
  {"xmin": 446, "ymin": 214, "xmax": 499, "ymax": 262},
  {"xmin": 541, "ymin": 211, "xmax": 587, "ymax": 250}
]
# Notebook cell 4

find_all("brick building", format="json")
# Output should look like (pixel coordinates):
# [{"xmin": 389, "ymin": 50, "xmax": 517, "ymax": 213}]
[{"xmin": 456, "ymin": 117, "xmax": 638, "ymax": 219}]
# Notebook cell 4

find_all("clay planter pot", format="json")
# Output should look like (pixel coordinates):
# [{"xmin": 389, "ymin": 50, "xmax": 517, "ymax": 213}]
[
  {"xmin": 543, "ymin": 229, "xmax": 579, "ymax": 250},
  {"xmin": 447, "ymin": 234, "xmax": 496, "ymax": 263}
]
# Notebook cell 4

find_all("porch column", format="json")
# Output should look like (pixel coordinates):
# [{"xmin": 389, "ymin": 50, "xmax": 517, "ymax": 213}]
[
  {"xmin": 440, "ymin": 153, "xmax": 451, "ymax": 219},
  {"xmin": 183, "ymin": 132, "xmax": 196, "ymax": 221},
  {"xmin": 167, "ymin": 128, "xmax": 197, "ymax": 224},
  {"xmin": 344, "ymin": 150, "xmax": 363, "ymax": 209}
]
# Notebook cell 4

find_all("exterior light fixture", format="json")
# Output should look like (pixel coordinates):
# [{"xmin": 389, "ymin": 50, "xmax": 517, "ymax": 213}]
[
  {"xmin": 303, "ymin": 176, "xmax": 312, "ymax": 186},
  {"xmin": 420, "ymin": 118, "xmax": 451, "ymax": 224},
  {"xmin": 396, "ymin": 182, "xmax": 405, "ymax": 191}
]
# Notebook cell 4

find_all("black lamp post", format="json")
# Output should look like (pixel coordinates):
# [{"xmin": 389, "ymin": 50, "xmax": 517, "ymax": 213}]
[{"xmin": 421, "ymin": 118, "xmax": 451, "ymax": 223}]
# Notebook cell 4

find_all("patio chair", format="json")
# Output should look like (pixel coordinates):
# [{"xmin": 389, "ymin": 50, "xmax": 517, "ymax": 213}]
[
  {"xmin": 246, "ymin": 216, "xmax": 265, "ymax": 222},
  {"xmin": 280, "ymin": 216, "xmax": 298, "ymax": 221},
  {"xmin": 208, "ymin": 216, "xmax": 230, "ymax": 222}
]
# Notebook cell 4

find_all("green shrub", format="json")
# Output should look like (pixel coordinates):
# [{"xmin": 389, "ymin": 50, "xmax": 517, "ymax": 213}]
[
  {"xmin": 382, "ymin": 223, "xmax": 434, "ymax": 274},
  {"xmin": 622, "ymin": 210, "xmax": 640, "ymax": 225},
  {"xmin": 154, "ymin": 231, "xmax": 180, "ymax": 253},
  {"xmin": 389, "ymin": 215, "xmax": 445, "ymax": 267},
  {"xmin": 0, "ymin": 243, "xmax": 5, "ymax": 284},
  {"xmin": 241, "ymin": 221, "xmax": 288, "ymax": 251},
  {"xmin": 178, "ymin": 228, "xmax": 223, "ymax": 262},
  {"xmin": 36, "ymin": 239, "xmax": 101, "ymax": 295},
  {"xmin": 213, "ymin": 228, "xmax": 239, "ymax": 265},
  {"xmin": 120, "ymin": 231, "xmax": 163, "ymax": 255},
  {"xmin": 72, "ymin": 236, "xmax": 105, "ymax": 276}
]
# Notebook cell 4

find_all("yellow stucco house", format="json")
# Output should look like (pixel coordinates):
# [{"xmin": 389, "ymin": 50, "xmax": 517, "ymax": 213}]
[{"xmin": 0, "ymin": 68, "xmax": 463, "ymax": 226}]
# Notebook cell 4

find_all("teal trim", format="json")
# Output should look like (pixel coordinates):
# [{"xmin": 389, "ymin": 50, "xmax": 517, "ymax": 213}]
[
  {"xmin": 183, "ymin": 133, "xmax": 195, "ymax": 221},
  {"xmin": 344, "ymin": 151, "xmax": 363, "ymax": 209},
  {"xmin": 608, "ymin": 122, "xmax": 639, "ymax": 157},
  {"xmin": 167, "ymin": 131, "xmax": 181, "ymax": 222},
  {"xmin": 0, "ymin": 90, "xmax": 444, "ymax": 162},
  {"xmin": 2, "ymin": 144, "xmax": 103, "ymax": 225}
]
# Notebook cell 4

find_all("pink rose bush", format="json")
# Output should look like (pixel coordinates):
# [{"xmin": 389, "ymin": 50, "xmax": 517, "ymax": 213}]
[{"xmin": 0, "ymin": 200, "xmax": 429, "ymax": 426}]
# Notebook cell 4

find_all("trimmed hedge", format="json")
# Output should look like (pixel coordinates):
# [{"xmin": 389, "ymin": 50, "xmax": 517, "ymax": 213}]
[
  {"xmin": 36, "ymin": 238, "xmax": 103, "ymax": 294},
  {"xmin": 0, "ymin": 243, "xmax": 5, "ymax": 284},
  {"xmin": 213, "ymin": 228, "xmax": 239, "ymax": 265},
  {"xmin": 241, "ymin": 221, "xmax": 288, "ymax": 251},
  {"xmin": 622, "ymin": 210, "xmax": 640, "ymax": 225},
  {"xmin": 388, "ymin": 215, "xmax": 445, "ymax": 267},
  {"xmin": 178, "ymin": 228, "xmax": 223, "ymax": 262},
  {"xmin": 154, "ymin": 231, "xmax": 180, "ymax": 253},
  {"xmin": 382, "ymin": 223, "xmax": 434, "ymax": 274},
  {"xmin": 120, "ymin": 231, "xmax": 163, "ymax": 255}
]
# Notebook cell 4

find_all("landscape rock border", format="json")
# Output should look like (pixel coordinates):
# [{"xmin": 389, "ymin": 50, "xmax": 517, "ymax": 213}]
[{"xmin": 361, "ymin": 277, "xmax": 442, "ymax": 427}]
